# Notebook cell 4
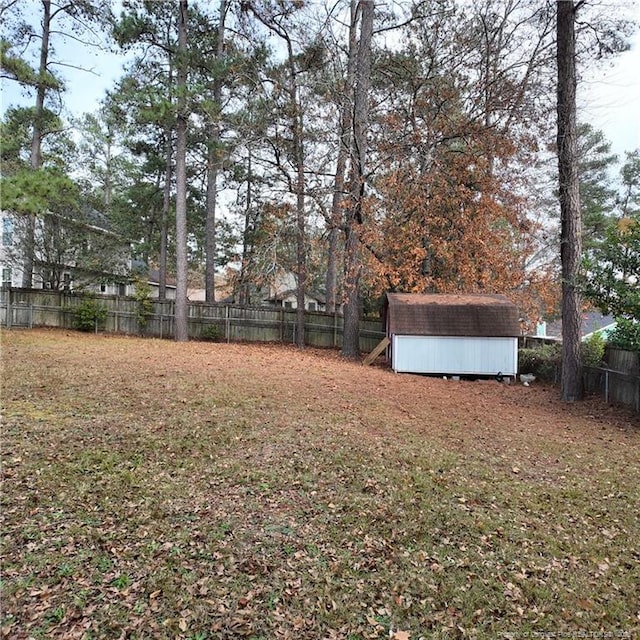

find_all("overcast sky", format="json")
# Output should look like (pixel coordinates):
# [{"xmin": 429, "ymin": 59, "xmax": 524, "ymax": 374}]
[
  {"xmin": 579, "ymin": 24, "xmax": 640, "ymax": 159},
  {"xmin": 1, "ymin": 3, "xmax": 639, "ymax": 160}
]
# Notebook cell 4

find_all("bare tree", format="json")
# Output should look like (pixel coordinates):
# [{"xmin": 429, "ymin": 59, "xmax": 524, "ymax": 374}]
[
  {"xmin": 242, "ymin": 1, "xmax": 308, "ymax": 348},
  {"xmin": 325, "ymin": 0, "xmax": 359, "ymax": 315},
  {"xmin": 205, "ymin": 0, "xmax": 228, "ymax": 303},
  {"xmin": 557, "ymin": 0, "xmax": 583, "ymax": 401},
  {"xmin": 342, "ymin": 0, "xmax": 374, "ymax": 359}
]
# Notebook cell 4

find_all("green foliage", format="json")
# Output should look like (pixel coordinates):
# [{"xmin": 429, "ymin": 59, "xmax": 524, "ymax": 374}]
[
  {"xmin": 581, "ymin": 331, "xmax": 606, "ymax": 367},
  {"xmin": 72, "ymin": 296, "xmax": 108, "ymax": 332},
  {"xmin": 0, "ymin": 39, "xmax": 60, "ymax": 90},
  {"xmin": 0, "ymin": 168, "xmax": 80, "ymax": 216},
  {"xmin": 133, "ymin": 277, "xmax": 154, "ymax": 332},
  {"xmin": 201, "ymin": 323, "xmax": 221, "ymax": 342},
  {"xmin": 518, "ymin": 343, "xmax": 561, "ymax": 381},
  {"xmin": 582, "ymin": 214, "xmax": 640, "ymax": 321},
  {"xmin": 606, "ymin": 318, "xmax": 640, "ymax": 353},
  {"xmin": 577, "ymin": 123, "xmax": 619, "ymax": 252}
]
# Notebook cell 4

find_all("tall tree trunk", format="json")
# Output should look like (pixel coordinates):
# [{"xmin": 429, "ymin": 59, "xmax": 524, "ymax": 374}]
[
  {"xmin": 326, "ymin": 0, "xmax": 358, "ymax": 315},
  {"xmin": 557, "ymin": 0, "xmax": 583, "ymax": 401},
  {"xmin": 205, "ymin": 0, "xmax": 227, "ymax": 303},
  {"xmin": 174, "ymin": 0, "xmax": 189, "ymax": 341},
  {"xmin": 104, "ymin": 122, "xmax": 113, "ymax": 214},
  {"xmin": 159, "ymin": 127, "xmax": 172, "ymax": 300},
  {"xmin": 239, "ymin": 148, "xmax": 253, "ymax": 305},
  {"xmin": 286, "ymin": 41, "xmax": 306, "ymax": 348},
  {"xmin": 342, "ymin": 0, "xmax": 373, "ymax": 359},
  {"xmin": 23, "ymin": 0, "xmax": 52, "ymax": 287}
]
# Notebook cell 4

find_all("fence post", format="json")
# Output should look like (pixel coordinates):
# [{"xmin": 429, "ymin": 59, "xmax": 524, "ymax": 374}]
[
  {"xmin": 605, "ymin": 370, "xmax": 609, "ymax": 404},
  {"xmin": 7, "ymin": 289, "xmax": 12, "ymax": 328},
  {"xmin": 226, "ymin": 305, "xmax": 230, "ymax": 343},
  {"xmin": 29, "ymin": 304, "xmax": 33, "ymax": 329}
]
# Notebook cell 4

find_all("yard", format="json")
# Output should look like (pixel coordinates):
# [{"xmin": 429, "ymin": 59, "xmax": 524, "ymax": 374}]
[{"xmin": 1, "ymin": 328, "xmax": 638, "ymax": 639}]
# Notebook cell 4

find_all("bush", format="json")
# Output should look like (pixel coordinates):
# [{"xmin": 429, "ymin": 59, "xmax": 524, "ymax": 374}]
[
  {"xmin": 201, "ymin": 324, "xmax": 221, "ymax": 342},
  {"xmin": 133, "ymin": 277, "xmax": 154, "ymax": 333},
  {"xmin": 607, "ymin": 318, "xmax": 640, "ymax": 353},
  {"xmin": 73, "ymin": 296, "xmax": 108, "ymax": 332},
  {"xmin": 581, "ymin": 331, "xmax": 606, "ymax": 367},
  {"xmin": 518, "ymin": 343, "xmax": 561, "ymax": 381}
]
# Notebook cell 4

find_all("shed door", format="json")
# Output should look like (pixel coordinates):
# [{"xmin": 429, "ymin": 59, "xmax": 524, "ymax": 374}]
[{"xmin": 392, "ymin": 335, "xmax": 517, "ymax": 376}]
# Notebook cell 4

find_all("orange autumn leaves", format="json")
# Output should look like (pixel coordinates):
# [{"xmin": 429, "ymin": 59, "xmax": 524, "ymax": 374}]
[{"xmin": 359, "ymin": 136, "xmax": 557, "ymax": 328}]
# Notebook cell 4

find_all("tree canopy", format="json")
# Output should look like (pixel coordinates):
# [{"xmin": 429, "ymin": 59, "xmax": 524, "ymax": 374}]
[{"xmin": 1, "ymin": 0, "xmax": 637, "ymax": 341}]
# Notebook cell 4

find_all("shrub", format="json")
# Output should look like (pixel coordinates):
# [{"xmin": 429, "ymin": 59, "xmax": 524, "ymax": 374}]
[
  {"xmin": 201, "ymin": 324, "xmax": 221, "ymax": 342},
  {"xmin": 606, "ymin": 318, "xmax": 640, "ymax": 353},
  {"xmin": 73, "ymin": 296, "xmax": 108, "ymax": 332},
  {"xmin": 518, "ymin": 343, "xmax": 561, "ymax": 381},
  {"xmin": 133, "ymin": 277, "xmax": 154, "ymax": 333},
  {"xmin": 581, "ymin": 331, "xmax": 606, "ymax": 367}
]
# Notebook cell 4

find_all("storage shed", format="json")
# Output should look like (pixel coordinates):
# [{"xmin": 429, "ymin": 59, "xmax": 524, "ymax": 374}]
[{"xmin": 383, "ymin": 293, "xmax": 521, "ymax": 377}]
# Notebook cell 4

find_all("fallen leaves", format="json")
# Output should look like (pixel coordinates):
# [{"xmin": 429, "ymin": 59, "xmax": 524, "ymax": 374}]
[{"xmin": 1, "ymin": 329, "xmax": 639, "ymax": 639}]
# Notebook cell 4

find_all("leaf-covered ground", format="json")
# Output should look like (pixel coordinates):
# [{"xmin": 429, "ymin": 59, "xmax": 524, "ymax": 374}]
[{"xmin": 1, "ymin": 328, "xmax": 639, "ymax": 640}]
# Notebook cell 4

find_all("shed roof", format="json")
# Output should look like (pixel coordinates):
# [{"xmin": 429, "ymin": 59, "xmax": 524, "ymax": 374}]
[{"xmin": 384, "ymin": 293, "xmax": 521, "ymax": 338}]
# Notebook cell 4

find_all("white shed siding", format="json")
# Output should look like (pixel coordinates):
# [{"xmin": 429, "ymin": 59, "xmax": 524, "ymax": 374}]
[{"xmin": 392, "ymin": 335, "xmax": 518, "ymax": 376}]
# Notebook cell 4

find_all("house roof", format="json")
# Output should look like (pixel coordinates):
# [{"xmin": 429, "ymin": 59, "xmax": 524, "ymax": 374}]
[
  {"xmin": 544, "ymin": 312, "xmax": 616, "ymax": 339},
  {"xmin": 264, "ymin": 289, "xmax": 326, "ymax": 304},
  {"xmin": 384, "ymin": 293, "xmax": 521, "ymax": 338}
]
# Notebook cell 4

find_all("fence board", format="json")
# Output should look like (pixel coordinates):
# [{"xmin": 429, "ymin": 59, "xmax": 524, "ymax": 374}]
[
  {"xmin": 0, "ymin": 287, "xmax": 385, "ymax": 355},
  {"xmin": 584, "ymin": 366, "xmax": 640, "ymax": 413}
]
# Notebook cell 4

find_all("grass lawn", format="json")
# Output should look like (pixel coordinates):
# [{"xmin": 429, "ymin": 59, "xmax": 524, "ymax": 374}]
[{"xmin": 1, "ymin": 328, "xmax": 639, "ymax": 639}]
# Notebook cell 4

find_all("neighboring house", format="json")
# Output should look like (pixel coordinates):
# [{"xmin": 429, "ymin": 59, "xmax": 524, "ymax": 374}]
[
  {"xmin": 143, "ymin": 268, "xmax": 225, "ymax": 301},
  {"xmin": 0, "ymin": 207, "xmax": 131, "ymax": 293},
  {"xmin": 1, "ymin": 213, "xmax": 17, "ymax": 288},
  {"xmin": 536, "ymin": 312, "xmax": 617, "ymax": 341},
  {"xmin": 383, "ymin": 293, "xmax": 521, "ymax": 377},
  {"xmin": 263, "ymin": 288, "xmax": 327, "ymax": 312},
  {"xmin": 231, "ymin": 268, "xmax": 332, "ymax": 312}
]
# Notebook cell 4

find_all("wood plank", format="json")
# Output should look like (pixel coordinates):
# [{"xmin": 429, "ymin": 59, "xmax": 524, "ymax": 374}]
[{"xmin": 362, "ymin": 336, "xmax": 390, "ymax": 366}]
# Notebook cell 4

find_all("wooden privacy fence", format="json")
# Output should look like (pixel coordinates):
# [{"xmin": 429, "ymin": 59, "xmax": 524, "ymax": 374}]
[
  {"xmin": 0, "ymin": 287, "xmax": 385, "ymax": 353},
  {"xmin": 584, "ymin": 366, "xmax": 640, "ymax": 413},
  {"xmin": 584, "ymin": 347, "xmax": 640, "ymax": 414}
]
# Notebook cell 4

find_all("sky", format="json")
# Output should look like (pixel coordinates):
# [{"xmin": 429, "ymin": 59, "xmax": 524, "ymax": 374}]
[
  {"xmin": 1, "ymin": 2, "xmax": 639, "ymax": 161},
  {"xmin": 579, "ymin": 23, "xmax": 640, "ymax": 160}
]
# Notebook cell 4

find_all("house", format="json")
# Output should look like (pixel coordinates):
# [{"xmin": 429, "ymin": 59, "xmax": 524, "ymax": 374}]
[
  {"xmin": 263, "ymin": 288, "xmax": 327, "ymax": 312},
  {"xmin": 0, "ymin": 207, "xmax": 131, "ymax": 293},
  {"xmin": 383, "ymin": 293, "xmax": 521, "ymax": 377},
  {"xmin": 536, "ymin": 312, "xmax": 617, "ymax": 342},
  {"xmin": 229, "ymin": 268, "xmax": 331, "ymax": 311}
]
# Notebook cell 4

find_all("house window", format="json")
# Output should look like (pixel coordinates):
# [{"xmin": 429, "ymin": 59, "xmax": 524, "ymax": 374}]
[
  {"xmin": 308, "ymin": 302, "xmax": 317, "ymax": 311},
  {"xmin": 1, "ymin": 267, "xmax": 11, "ymax": 288},
  {"xmin": 63, "ymin": 273, "xmax": 71, "ymax": 291},
  {"xmin": 118, "ymin": 283, "xmax": 126, "ymax": 297},
  {"xmin": 2, "ymin": 218, "xmax": 13, "ymax": 246},
  {"xmin": 284, "ymin": 301, "xmax": 293, "ymax": 309},
  {"xmin": 42, "ymin": 270, "xmax": 53, "ymax": 289},
  {"xmin": 100, "ymin": 284, "xmax": 107, "ymax": 293}
]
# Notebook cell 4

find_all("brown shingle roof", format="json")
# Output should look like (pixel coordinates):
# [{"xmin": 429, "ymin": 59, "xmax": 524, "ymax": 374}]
[{"xmin": 384, "ymin": 293, "xmax": 521, "ymax": 337}]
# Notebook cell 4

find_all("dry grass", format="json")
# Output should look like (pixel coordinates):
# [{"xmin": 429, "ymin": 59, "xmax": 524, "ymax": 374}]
[{"xmin": 1, "ymin": 328, "xmax": 639, "ymax": 640}]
